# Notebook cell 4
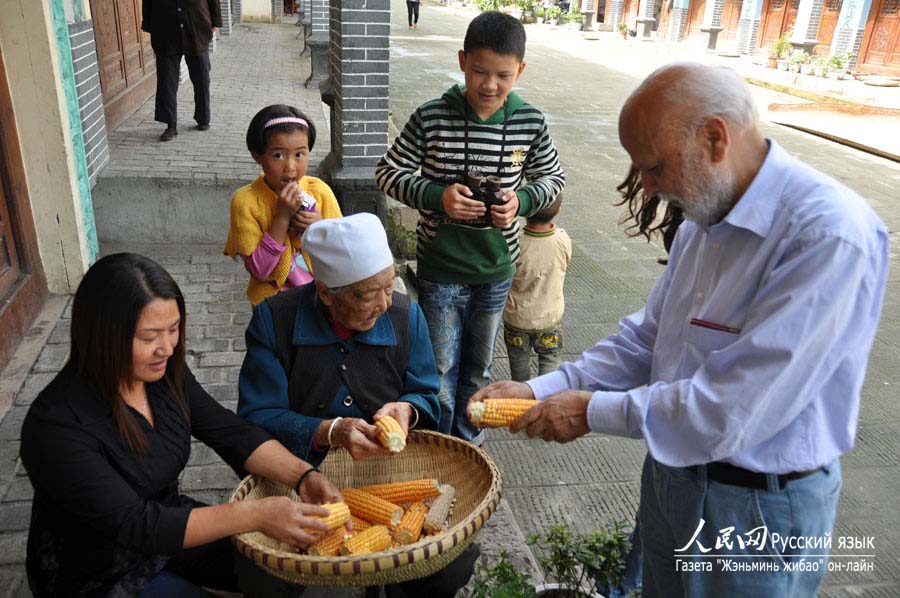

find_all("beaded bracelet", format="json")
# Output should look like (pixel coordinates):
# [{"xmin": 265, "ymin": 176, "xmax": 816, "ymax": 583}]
[{"xmin": 294, "ymin": 466, "xmax": 319, "ymax": 495}]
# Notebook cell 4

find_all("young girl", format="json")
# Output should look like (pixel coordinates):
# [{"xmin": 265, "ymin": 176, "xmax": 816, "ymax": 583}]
[{"xmin": 224, "ymin": 105, "xmax": 343, "ymax": 305}]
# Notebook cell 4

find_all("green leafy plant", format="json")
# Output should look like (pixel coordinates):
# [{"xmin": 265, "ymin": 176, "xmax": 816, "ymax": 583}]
[
  {"xmin": 827, "ymin": 51, "xmax": 853, "ymax": 70},
  {"xmin": 471, "ymin": 550, "xmax": 536, "ymax": 598},
  {"xmin": 769, "ymin": 33, "xmax": 791, "ymax": 58},
  {"xmin": 527, "ymin": 522, "xmax": 632, "ymax": 596},
  {"xmin": 518, "ymin": 0, "xmax": 535, "ymax": 11},
  {"xmin": 790, "ymin": 51, "xmax": 810, "ymax": 64},
  {"xmin": 534, "ymin": 4, "xmax": 545, "ymax": 17},
  {"xmin": 474, "ymin": 0, "xmax": 501, "ymax": 10},
  {"xmin": 546, "ymin": 5, "xmax": 562, "ymax": 18},
  {"xmin": 566, "ymin": 10, "xmax": 585, "ymax": 22},
  {"xmin": 617, "ymin": 21, "xmax": 628, "ymax": 32}
]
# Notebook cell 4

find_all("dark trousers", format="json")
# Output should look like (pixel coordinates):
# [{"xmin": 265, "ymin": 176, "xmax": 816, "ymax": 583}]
[
  {"xmin": 154, "ymin": 51, "xmax": 211, "ymax": 127},
  {"xmin": 406, "ymin": 1, "xmax": 419, "ymax": 25},
  {"xmin": 139, "ymin": 537, "xmax": 239, "ymax": 597},
  {"xmin": 237, "ymin": 542, "xmax": 480, "ymax": 598}
]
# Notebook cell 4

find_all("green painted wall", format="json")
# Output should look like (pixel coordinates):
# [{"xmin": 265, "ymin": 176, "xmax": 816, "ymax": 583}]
[{"xmin": 50, "ymin": 0, "xmax": 98, "ymax": 263}]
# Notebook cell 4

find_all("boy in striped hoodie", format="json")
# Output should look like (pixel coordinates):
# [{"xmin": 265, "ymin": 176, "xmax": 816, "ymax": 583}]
[{"xmin": 375, "ymin": 11, "xmax": 566, "ymax": 443}]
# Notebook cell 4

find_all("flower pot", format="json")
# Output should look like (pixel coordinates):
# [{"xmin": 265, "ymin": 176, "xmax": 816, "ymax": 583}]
[
  {"xmin": 536, "ymin": 16, "xmax": 545, "ymax": 24},
  {"xmin": 788, "ymin": 63, "xmax": 799, "ymax": 73},
  {"xmin": 800, "ymin": 64, "xmax": 814, "ymax": 75},
  {"xmin": 568, "ymin": 21, "xmax": 583, "ymax": 31},
  {"xmin": 534, "ymin": 583, "xmax": 605, "ymax": 597},
  {"xmin": 776, "ymin": 59, "xmax": 788, "ymax": 70},
  {"xmin": 767, "ymin": 56, "xmax": 778, "ymax": 68},
  {"xmin": 814, "ymin": 66, "xmax": 828, "ymax": 77},
  {"xmin": 549, "ymin": 17, "xmax": 560, "ymax": 25},
  {"xmin": 619, "ymin": 30, "xmax": 627, "ymax": 39}
]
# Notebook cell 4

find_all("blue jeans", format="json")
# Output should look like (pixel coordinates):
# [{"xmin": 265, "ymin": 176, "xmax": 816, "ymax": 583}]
[
  {"xmin": 418, "ymin": 277, "xmax": 512, "ymax": 441},
  {"xmin": 139, "ymin": 538, "xmax": 238, "ymax": 597},
  {"xmin": 639, "ymin": 455, "xmax": 841, "ymax": 597}
]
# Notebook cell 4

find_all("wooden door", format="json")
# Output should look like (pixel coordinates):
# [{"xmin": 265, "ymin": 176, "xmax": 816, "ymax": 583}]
[
  {"xmin": 687, "ymin": 0, "xmax": 708, "ymax": 38},
  {"xmin": 815, "ymin": 0, "xmax": 843, "ymax": 54},
  {"xmin": 720, "ymin": 0, "xmax": 743, "ymax": 41},
  {"xmin": 90, "ymin": 0, "xmax": 156, "ymax": 130},
  {"xmin": 760, "ymin": 0, "xmax": 799, "ymax": 49},
  {"xmin": 624, "ymin": 0, "xmax": 641, "ymax": 27},
  {"xmin": 0, "ymin": 48, "xmax": 48, "ymax": 370},
  {"xmin": 860, "ymin": 0, "xmax": 900, "ymax": 74}
]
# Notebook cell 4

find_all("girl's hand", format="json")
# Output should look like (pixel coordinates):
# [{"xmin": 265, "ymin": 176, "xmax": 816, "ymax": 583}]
[
  {"xmin": 255, "ymin": 496, "xmax": 330, "ymax": 549},
  {"xmin": 373, "ymin": 402, "xmax": 415, "ymax": 434},
  {"xmin": 276, "ymin": 182, "xmax": 303, "ymax": 222},
  {"xmin": 290, "ymin": 207, "xmax": 323, "ymax": 235},
  {"xmin": 331, "ymin": 418, "xmax": 391, "ymax": 460},
  {"xmin": 299, "ymin": 470, "xmax": 343, "ymax": 505}
]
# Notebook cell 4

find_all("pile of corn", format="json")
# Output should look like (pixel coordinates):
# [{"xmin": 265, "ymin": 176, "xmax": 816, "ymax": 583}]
[{"xmin": 304, "ymin": 479, "xmax": 458, "ymax": 556}]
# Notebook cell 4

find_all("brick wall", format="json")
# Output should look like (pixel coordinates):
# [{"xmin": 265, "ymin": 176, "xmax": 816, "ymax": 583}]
[
  {"xmin": 312, "ymin": 0, "xmax": 328, "ymax": 33},
  {"xmin": 67, "ymin": 20, "xmax": 109, "ymax": 188},
  {"xmin": 326, "ymin": 0, "xmax": 390, "ymax": 169},
  {"xmin": 272, "ymin": 0, "xmax": 284, "ymax": 19},
  {"xmin": 737, "ymin": 16, "xmax": 760, "ymax": 53},
  {"xmin": 220, "ymin": 0, "xmax": 233, "ymax": 34},
  {"xmin": 668, "ymin": 6, "xmax": 689, "ymax": 40},
  {"xmin": 232, "ymin": 0, "xmax": 242, "ymax": 24},
  {"xmin": 610, "ymin": 0, "xmax": 625, "ymax": 24}
]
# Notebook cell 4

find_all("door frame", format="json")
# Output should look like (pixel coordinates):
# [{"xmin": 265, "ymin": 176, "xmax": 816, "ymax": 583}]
[
  {"xmin": 858, "ymin": 0, "xmax": 900, "ymax": 75},
  {"xmin": 0, "ymin": 46, "xmax": 49, "ymax": 370}
]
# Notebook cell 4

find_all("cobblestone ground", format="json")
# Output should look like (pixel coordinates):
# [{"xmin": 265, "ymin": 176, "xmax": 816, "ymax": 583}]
[{"xmin": 0, "ymin": 3, "xmax": 898, "ymax": 596}]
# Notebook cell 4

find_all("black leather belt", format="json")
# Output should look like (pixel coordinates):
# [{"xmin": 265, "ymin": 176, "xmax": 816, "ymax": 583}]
[{"xmin": 706, "ymin": 461, "xmax": 819, "ymax": 490}]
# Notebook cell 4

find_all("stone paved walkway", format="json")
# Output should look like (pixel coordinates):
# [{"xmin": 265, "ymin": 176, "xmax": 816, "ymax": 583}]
[{"xmin": 0, "ymin": 1, "xmax": 898, "ymax": 596}]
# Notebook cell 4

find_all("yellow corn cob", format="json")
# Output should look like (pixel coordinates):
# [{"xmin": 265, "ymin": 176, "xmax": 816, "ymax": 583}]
[
  {"xmin": 375, "ymin": 415, "xmax": 407, "ymax": 452},
  {"xmin": 341, "ymin": 487, "xmax": 403, "ymax": 527},
  {"xmin": 350, "ymin": 514, "xmax": 372, "ymax": 532},
  {"xmin": 424, "ymin": 484, "xmax": 456, "ymax": 534},
  {"xmin": 339, "ymin": 525, "xmax": 392, "ymax": 555},
  {"xmin": 312, "ymin": 502, "xmax": 351, "ymax": 530},
  {"xmin": 308, "ymin": 526, "xmax": 352, "ymax": 557},
  {"xmin": 394, "ymin": 501, "xmax": 428, "ymax": 545},
  {"xmin": 358, "ymin": 479, "xmax": 441, "ymax": 504},
  {"xmin": 469, "ymin": 398, "xmax": 538, "ymax": 427}
]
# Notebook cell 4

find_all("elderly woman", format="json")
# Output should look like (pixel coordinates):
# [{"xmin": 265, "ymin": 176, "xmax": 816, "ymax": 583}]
[
  {"xmin": 20, "ymin": 253, "xmax": 342, "ymax": 597},
  {"xmin": 237, "ymin": 213, "xmax": 476, "ymax": 597}
]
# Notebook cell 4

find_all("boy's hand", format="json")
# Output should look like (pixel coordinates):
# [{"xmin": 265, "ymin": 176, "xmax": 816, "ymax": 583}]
[
  {"xmin": 491, "ymin": 191, "xmax": 519, "ymax": 228},
  {"xmin": 276, "ymin": 183, "xmax": 303, "ymax": 222},
  {"xmin": 291, "ymin": 208, "xmax": 322, "ymax": 235},
  {"xmin": 442, "ymin": 183, "xmax": 486, "ymax": 220}
]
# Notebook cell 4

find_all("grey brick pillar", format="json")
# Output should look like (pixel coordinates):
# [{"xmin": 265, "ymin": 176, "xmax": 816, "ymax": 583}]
[
  {"xmin": 318, "ymin": 0, "xmax": 390, "ymax": 219},
  {"xmin": 219, "ymin": 0, "xmax": 233, "ymax": 35},
  {"xmin": 232, "ymin": 0, "xmax": 242, "ymax": 23},
  {"xmin": 636, "ymin": 0, "xmax": 657, "ymax": 38},
  {"xmin": 272, "ymin": 0, "xmax": 284, "ymax": 20},
  {"xmin": 305, "ymin": 0, "xmax": 329, "ymax": 87}
]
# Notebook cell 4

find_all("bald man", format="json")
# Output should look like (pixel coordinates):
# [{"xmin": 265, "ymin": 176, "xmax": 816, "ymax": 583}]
[{"xmin": 470, "ymin": 63, "xmax": 889, "ymax": 596}]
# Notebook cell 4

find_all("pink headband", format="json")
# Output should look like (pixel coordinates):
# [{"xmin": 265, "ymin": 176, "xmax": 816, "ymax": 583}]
[{"xmin": 263, "ymin": 116, "xmax": 308, "ymax": 129}]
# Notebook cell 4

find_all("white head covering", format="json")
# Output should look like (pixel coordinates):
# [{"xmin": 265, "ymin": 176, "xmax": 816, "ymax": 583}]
[{"xmin": 302, "ymin": 213, "xmax": 394, "ymax": 288}]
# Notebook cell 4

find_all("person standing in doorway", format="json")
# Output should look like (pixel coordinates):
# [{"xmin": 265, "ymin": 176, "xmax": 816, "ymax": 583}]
[
  {"xmin": 142, "ymin": 0, "xmax": 221, "ymax": 142},
  {"xmin": 407, "ymin": 0, "xmax": 421, "ymax": 29}
]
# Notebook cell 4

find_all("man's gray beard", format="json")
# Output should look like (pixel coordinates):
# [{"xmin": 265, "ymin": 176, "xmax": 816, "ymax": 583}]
[{"xmin": 662, "ymin": 152, "xmax": 737, "ymax": 227}]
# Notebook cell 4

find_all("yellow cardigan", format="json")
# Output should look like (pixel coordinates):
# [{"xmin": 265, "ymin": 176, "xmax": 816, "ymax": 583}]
[{"xmin": 224, "ymin": 174, "xmax": 343, "ymax": 305}]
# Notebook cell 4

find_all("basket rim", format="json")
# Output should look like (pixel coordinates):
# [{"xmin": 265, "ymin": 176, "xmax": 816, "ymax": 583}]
[{"xmin": 228, "ymin": 429, "xmax": 503, "ymax": 573}]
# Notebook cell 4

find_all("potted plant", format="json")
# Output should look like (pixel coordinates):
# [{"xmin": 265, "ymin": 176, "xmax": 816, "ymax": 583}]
[
  {"xmin": 535, "ymin": 4, "xmax": 545, "ymax": 23},
  {"xmin": 546, "ymin": 5, "xmax": 562, "ymax": 25},
  {"xmin": 472, "ymin": 550, "xmax": 536, "ymax": 598},
  {"xmin": 528, "ymin": 523, "xmax": 631, "ymax": 597},
  {"xmin": 617, "ymin": 21, "xmax": 628, "ymax": 39},
  {"xmin": 827, "ymin": 52, "xmax": 853, "ymax": 79},
  {"xmin": 796, "ymin": 52, "xmax": 814, "ymax": 75},
  {"xmin": 813, "ymin": 54, "xmax": 829, "ymax": 77},
  {"xmin": 565, "ymin": 6, "xmax": 585, "ymax": 31},
  {"xmin": 472, "ymin": 523, "xmax": 631, "ymax": 598},
  {"xmin": 520, "ymin": 0, "xmax": 535, "ymax": 22},
  {"xmin": 788, "ymin": 51, "xmax": 806, "ymax": 73},
  {"xmin": 769, "ymin": 33, "xmax": 791, "ymax": 69}
]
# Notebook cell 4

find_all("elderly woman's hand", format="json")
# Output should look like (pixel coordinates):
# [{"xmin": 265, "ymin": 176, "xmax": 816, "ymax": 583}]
[
  {"xmin": 299, "ymin": 470, "xmax": 343, "ymax": 505},
  {"xmin": 373, "ymin": 402, "xmax": 415, "ymax": 433},
  {"xmin": 331, "ymin": 417, "xmax": 391, "ymax": 460}
]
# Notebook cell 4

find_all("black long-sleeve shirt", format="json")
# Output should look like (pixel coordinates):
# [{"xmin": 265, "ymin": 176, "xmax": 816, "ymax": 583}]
[
  {"xmin": 141, "ymin": 0, "xmax": 222, "ymax": 56},
  {"xmin": 20, "ymin": 364, "xmax": 269, "ymax": 596}
]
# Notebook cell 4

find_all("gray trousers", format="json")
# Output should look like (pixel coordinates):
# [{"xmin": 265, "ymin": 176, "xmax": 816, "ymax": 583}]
[{"xmin": 503, "ymin": 323, "xmax": 562, "ymax": 382}]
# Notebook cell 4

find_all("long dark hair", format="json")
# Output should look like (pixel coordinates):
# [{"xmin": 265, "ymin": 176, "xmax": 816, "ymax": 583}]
[
  {"xmin": 69, "ymin": 253, "xmax": 189, "ymax": 453},
  {"xmin": 614, "ymin": 164, "xmax": 683, "ymax": 247}
]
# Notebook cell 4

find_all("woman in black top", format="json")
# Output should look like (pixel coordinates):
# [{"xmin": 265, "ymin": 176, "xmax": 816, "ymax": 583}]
[{"xmin": 20, "ymin": 253, "xmax": 342, "ymax": 597}]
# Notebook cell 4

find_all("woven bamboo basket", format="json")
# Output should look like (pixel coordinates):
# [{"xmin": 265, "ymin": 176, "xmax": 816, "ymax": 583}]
[{"xmin": 229, "ymin": 430, "xmax": 502, "ymax": 586}]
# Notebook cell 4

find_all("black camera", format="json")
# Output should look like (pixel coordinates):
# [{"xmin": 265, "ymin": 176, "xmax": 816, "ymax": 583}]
[{"xmin": 462, "ymin": 170, "xmax": 504, "ymax": 226}]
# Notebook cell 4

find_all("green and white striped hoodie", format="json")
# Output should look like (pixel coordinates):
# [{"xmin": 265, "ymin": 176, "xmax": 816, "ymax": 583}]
[{"xmin": 375, "ymin": 84, "xmax": 566, "ymax": 284}]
